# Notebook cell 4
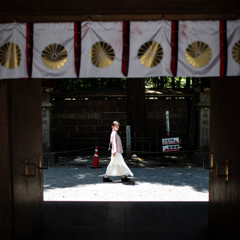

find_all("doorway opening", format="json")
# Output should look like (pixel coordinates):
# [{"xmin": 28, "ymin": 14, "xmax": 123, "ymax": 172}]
[
  {"xmin": 40, "ymin": 77, "xmax": 211, "ymax": 239},
  {"xmin": 42, "ymin": 77, "xmax": 210, "ymax": 202}
]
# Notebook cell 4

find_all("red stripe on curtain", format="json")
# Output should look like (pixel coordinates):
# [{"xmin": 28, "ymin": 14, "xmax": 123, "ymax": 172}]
[
  {"xmin": 122, "ymin": 21, "xmax": 130, "ymax": 77},
  {"xmin": 171, "ymin": 21, "xmax": 178, "ymax": 76},
  {"xmin": 219, "ymin": 20, "xmax": 227, "ymax": 78},
  {"xmin": 26, "ymin": 23, "xmax": 33, "ymax": 80},
  {"xmin": 74, "ymin": 22, "xmax": 81, "ymax": 78}
]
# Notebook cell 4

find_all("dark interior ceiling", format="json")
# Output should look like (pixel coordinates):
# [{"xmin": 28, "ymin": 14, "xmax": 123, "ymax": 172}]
[{"xmin": 1, "ymin": 0, "xmax": 240, "ymax": 22}]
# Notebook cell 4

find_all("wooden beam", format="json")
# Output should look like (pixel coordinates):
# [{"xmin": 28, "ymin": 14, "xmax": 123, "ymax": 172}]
[
  {"xmin": 1, "ymin": 0, "xmax": 240, "ymax": 22},
  {"xmin": 0, "ymin": 13, "xmax": 239, "ymax": 23}
]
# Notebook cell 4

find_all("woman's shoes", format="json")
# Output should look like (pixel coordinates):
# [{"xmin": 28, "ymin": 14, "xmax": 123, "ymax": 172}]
[
  {"xmin": 103, "ymin": 177, "xmax": 112, "ymax": 182},
  {"xmin": 121, "ymin": 177, "xmax": 131, "ymax": 182},
  {"xmin": 103, "ymin": 176, "xmax": 131, "ymax": 183}
]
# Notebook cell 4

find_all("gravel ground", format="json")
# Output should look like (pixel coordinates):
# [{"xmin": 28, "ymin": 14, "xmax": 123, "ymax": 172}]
[{"xmin": 43, "ymin": 165, "xmax": 209, "ymax": 202}]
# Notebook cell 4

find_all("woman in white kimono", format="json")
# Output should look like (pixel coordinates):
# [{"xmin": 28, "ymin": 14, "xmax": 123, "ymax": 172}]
[{"xmin": 103, "ymin": 121, "xmax": 133, "ymax": 182}]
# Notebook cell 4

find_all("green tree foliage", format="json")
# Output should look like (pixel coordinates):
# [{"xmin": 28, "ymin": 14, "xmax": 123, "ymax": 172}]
[
  {"xmin": 55, "ymin": 77, "xmax": 201, "ymax": 92},
  {"xmin": 56, "ymin": 78, "xmax": 127, "ymax": 91}
]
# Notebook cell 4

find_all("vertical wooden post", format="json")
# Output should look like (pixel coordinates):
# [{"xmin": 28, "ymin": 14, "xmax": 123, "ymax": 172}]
[
  {"xmin": 172, "ymin": 77, "xmax": 175, "ymax": 89},
  {"xmin": 160, "ymin": 77, "xmax": 164, "ymax": 89},
  {"xmin": 127, "ymin": 78, "xmax": 147, "ymax": 139},
  {"xmin": 186, "ymin": 77, "xmax": 191, "ymax": 89},
  {"xmin": 0, "ymin": 80, "xmax": 13, "ymax": 240}
]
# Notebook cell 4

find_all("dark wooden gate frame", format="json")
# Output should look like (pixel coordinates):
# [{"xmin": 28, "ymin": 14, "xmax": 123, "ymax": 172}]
[{"xmin": 1, "ymin": 1, "xmax": 240, "ymax": 239}]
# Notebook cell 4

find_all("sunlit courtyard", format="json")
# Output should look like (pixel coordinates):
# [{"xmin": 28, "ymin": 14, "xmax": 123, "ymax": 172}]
[{"xmin": 44, "ymin": 166, "xmax": 209, "ymax": 202}]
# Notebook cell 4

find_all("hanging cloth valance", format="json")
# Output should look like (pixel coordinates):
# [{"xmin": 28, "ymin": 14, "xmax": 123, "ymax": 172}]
[{"xmin": 0, "ymin": 20, "xmax": 239, "ymax": 79}]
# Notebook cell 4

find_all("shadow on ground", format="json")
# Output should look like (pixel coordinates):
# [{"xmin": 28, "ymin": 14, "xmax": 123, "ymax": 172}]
[{"xmin": 43, "ymin": 164, "xmax": 209, "ymax": 193}]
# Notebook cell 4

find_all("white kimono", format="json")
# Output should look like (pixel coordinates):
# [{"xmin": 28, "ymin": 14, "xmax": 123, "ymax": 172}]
[{"xmin": 105, "ymin": 130, "xmax": 133, "ymax": 177}]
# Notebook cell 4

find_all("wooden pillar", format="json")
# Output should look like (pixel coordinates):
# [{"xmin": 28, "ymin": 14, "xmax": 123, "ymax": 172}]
[
  {"xmin": 0, "ymin": 80, "xmax": 13, "ymax": 240},
  {"xmin": 0, "ymin": 79, "xmax": 43, "ymax": 240},
  {"xmin": 127, "ymin": 78, "xmax": 147, "ymax": 136},
  {"xmin": 209, "ymin": 77, "xmax": 240, "ymax": 239}
]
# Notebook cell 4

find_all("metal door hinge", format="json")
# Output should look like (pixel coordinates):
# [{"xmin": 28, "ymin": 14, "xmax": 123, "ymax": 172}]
[
  {"xmin": 24, "ymin": 159, "xmax": 36, "ymax": 181},
  {"xmin": 217, "ymin": 160, "xmax": 229, "ymax": 182}
]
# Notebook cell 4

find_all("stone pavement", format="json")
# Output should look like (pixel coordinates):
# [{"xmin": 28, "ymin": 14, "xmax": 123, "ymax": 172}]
[{"xmin": 43, "ymin": 164, "xmax": 209, "ymax": 202}]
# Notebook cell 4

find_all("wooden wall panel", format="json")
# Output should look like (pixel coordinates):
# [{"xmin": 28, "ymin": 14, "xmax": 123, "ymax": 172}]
[{"xmin": 0, "ymin": 80, "xmax": 13, "ymax": 240}]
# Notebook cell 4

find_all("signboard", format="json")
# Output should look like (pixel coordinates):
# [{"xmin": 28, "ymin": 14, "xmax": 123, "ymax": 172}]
[
  {"xmin": 162, "ymin": 144, "xmax": 180, "ymax": 152},
  {"xmin": 162, "ymin": 137, "xmax": 179, "ymax": 145},
  {"xmin": 162, "ymin": 137, "xmax": 180, "ymax": 152}
]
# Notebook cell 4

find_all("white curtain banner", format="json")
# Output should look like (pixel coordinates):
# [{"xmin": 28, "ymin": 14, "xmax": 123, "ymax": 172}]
[
  {"xmin": 80, "ymin": 21, "xmax": 124, "ymax": 78},
  {"xmin": 128, "ymin": 21, "xmax": 172, "ymax": 77},
  {"xmin": 177, "ymin": 21, "xmax": 220, "ymax": 77},
  {"xmin": 0, "ymin": 23, "xmax": 28, "ymax": 79},
  {"xmin": 0, "ymin": 20, "xmax": 239, "ymax": 79},
  {"xmin": 227, "ymin": 20, "xmax": 240, "ymax": 76},
  {"xmin": 32, "ymin": 23, "xmax": 76, "ymax": 78}
]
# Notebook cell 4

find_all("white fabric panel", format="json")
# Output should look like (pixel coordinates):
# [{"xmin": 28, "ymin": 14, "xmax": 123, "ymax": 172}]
[
  {"xmin": 128, "ymin": 21, "xmax": 172, "ymax": 77},
  {"xmin": 177, "ymin": 21, "xmax": 220, "ymax": 77},
  {"xmin": 227, "ymin": 20, "xmax": 240, "ymax": 76},
  {"xmin": 0, "ymin": 23, "xmax": 28, "ymax": 79},
  {"xmin": 80, "ymin": 21, "xmax": 124, "ymax": 78},
  {"xmin": 32, "ymin": 23, "xmax": 76, "ymax": 78}
]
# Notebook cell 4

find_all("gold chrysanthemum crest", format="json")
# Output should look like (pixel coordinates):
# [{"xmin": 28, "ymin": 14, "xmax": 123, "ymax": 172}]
[
  {"xmin": 41, "ymin": 43, "xmax": 68, "ymax": 70},
  {"xmin": 138, "ymin": 41, "xmax": 163, "ymax": 68},
  {"xmin": 89, "ymin": 41, "xmax": 115, "ymax": 68},
  {"xmin": 0, "ymin": 42, "xmax": 21, "ymax": 69},
  {"xmin": 185, "ymin": 41, "xmax": 212, "ymax": 68},
  {"xmin": 232, "ymin": 40, "xmax": 240, "ymax": 64}
]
